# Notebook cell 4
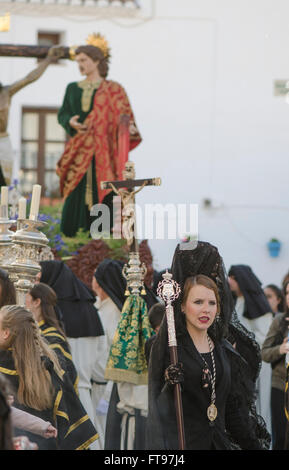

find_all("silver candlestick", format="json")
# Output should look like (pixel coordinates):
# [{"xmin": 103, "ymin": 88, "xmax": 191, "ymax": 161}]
[
  {"xmin": 0, "ymin": 204, "xmax": 16, "ymax": 271},
  {"xmin": 9, "ymin": 218, "xmax": 53, "ymax": 305}
]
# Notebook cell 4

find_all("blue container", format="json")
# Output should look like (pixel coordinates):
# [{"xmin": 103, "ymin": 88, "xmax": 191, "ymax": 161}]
[{"xmin": 267, "ymin": 240, "xmax": 281, "ymax": 258}]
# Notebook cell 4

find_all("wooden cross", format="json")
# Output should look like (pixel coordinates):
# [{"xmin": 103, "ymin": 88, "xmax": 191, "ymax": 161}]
[
  {"xmin": 101, "ymin": 160, "xmax": 161, "ymax": 252},
  {"xmin": 101, "ymin": 158, "xmax": 161, "ymax": 297},
  {"xmin": 0, "ymin": 44, "xmax": 72, "ymax": 60}
]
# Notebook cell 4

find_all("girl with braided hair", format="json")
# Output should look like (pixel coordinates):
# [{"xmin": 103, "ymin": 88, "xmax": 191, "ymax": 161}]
[
  {"xmin": 0, "ymin": 305, "xmax": 98, "ymax": 450},
  {"xmin": 26, "ymin": 282, "xmax": 79, "ymax": 393},
  {"xmin": 0, "ymin": 305, "xmax": 62, "ymax": 411}
]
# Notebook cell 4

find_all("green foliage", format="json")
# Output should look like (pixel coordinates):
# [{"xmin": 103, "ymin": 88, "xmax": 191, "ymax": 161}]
[
  {"xmin": 38, "ymin": 204, "xmax": 90, "ymax": 258},
  {"xmin": 269, "ymin": 238, "xmax": 280, "ymax": 244},
  {"xmin": 61, "ymin": 229, "xmax": 92, "ymax": 256},
  {"xmin": 38, "ymin": 203, "xmax": 128, "ymax": 260}
]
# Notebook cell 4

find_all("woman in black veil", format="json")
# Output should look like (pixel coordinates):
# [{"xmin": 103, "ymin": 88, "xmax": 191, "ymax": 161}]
[
  {"xmin": 39, "ymin": 260, "xmax": 104, "ymax": 338},
  {"xmin": 93, "ymin": 258, "xmax": 158, "ymax": 315},
  {"xmin": 146, "ymin": 241, "xmax": 271, "ymax": 450}
]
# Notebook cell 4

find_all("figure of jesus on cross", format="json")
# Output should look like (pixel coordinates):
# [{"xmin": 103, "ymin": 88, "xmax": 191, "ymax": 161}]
[
  {"xmin": 101, "ymin": 115, "xmax": 161, "ymax": 253},
  {"xmin": 101, "ymin": 114, "xmax": 161, "ymax": 296},
  {"xmin": 0, "ymin": 45, "xmax": 65, "ymax": 186}
]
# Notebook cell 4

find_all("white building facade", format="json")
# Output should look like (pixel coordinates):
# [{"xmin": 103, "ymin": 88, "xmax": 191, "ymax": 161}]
[{"xmin": 0, "ymin": 0, "xmax": 288, "ymax": 286}]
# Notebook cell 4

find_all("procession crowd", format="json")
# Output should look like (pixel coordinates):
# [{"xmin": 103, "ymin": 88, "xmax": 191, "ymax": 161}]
[
  {"xmin": 0, "ymin": 36, "xmax": 287, "ymax": 453},
  {"xmin": 0, "ymin": 242, "xmax": 288, "ymax": 451}
]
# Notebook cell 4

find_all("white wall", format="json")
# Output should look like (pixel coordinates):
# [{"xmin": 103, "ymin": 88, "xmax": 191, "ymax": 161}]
[{"xmin": 0, "ymin": 0, "xmax": 289, "ymax": 287}]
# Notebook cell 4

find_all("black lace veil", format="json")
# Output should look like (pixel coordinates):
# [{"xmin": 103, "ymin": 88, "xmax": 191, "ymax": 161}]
[
  {"xmin": 151, "ymin": 241, "xmax": 261, "ymax": 379},
  {"xmin": 228, "ymin": 264, "xmax": 272, "ymax": 320}
]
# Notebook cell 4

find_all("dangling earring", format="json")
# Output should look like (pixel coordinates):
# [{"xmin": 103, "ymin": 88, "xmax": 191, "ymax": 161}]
[
  {"xmin": 213, "ymin": 313, "xmax": 220, "ymax": 326},
  {"xmin": 212, "ymin": 312, "xmax": 220, "ymax": 336}
]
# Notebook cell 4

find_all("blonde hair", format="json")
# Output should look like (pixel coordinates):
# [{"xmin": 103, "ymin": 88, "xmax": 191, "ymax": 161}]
[{"xmin": 0, "ymin": 305, "xmax": 63, "ymax": 410}]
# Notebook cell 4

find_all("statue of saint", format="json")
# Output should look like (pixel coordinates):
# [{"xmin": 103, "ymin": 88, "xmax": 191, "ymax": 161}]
[{"xmin": 56, "ymin": 34, "xmax": 142, "ymax": 237}]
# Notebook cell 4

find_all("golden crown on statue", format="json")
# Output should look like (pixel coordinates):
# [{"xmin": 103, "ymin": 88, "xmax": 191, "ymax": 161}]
[
  {"xmin": 86, "ymin": 33, "xmax": 111, "ymax": 59},
  {"xmin": 69, "ymin": 33, "xmax": 111, "ymax": 61}
]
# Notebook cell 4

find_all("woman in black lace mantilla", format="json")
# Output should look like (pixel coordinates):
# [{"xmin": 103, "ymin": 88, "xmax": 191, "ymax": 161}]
[{"xmin": 146, "ymin": 241, "xmax": 271, "ymax": 450}]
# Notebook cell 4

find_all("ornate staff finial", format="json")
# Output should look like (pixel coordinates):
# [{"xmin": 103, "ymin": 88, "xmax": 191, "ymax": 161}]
[
  {"xmin": 157, "ymin": 269, "xmax": 181, "ymax": 304},
  {"xmin": 156, "ymin": 269, "xmax": 185, "ymax": 449},
  {"xmin": 157, "ymin": 270, "xmax": 181, "ymax": 348}
]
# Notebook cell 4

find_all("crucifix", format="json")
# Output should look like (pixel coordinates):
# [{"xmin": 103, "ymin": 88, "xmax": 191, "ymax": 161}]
[
  {"xmin": 0, "ymin": 41, "xmax": 75, "ymax": 141},
  {"xmin": 100, "ymin": 114, "xmax": 161, "ymax": 294}
]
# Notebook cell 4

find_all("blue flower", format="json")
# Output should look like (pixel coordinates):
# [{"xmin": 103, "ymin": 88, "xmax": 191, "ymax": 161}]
[
  {"xmin": 54, "ymin": 234, "xmax": 62, "ymax": 242},
  {"xmin": 55, "ymin": 244, "xmax": 63, "ymax": 252}
]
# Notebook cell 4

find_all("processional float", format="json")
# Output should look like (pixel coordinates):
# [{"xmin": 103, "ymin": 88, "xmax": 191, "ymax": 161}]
[
  {"xmin": 0, "ymin": 38, "xmax": 187, "ymax": 448},
  {"xmin": 101, "ymin": 117, "xmax": 186, "ymax": 449}
]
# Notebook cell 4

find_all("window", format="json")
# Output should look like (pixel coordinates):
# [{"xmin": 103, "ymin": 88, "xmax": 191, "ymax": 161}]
[
  {"xmin": 37, "ymin": 31, "xmax": 63, "ymax": 63},
  {"xmin": 20, "ymin": 107, "xmax": 66, "ymax": 198}
]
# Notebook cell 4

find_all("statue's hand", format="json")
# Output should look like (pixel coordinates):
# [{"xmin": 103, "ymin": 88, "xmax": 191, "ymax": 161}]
[
  {"xmin": 129, "ymin": 121, "xmax": 137, "ymax": 135},
  {"xmin": 69, "ymin": 115, "xmax": 87, "ymax": 134},
  {"xmin": 47, "ymin": 45, "xmax": 65, "ymax": 60}
]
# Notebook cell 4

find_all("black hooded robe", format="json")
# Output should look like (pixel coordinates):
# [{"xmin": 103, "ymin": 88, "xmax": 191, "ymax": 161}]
[
  {"xmin": 0, "ymin": 350, "xmax": 98, "ymax": 450},
  {"xmin": 39, "ymin": 260, "xmax": 104, "ymax": 449},
  {"xmin": 228, "ymin": 265, "xmax": 273, "ymax": 433},
  {"xmin": 38, "ymin": 321, "xmax": 79, "ymax": 393}
]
